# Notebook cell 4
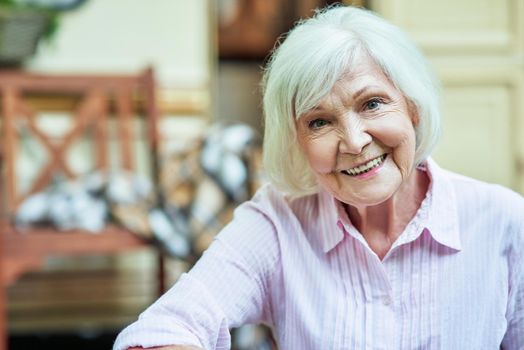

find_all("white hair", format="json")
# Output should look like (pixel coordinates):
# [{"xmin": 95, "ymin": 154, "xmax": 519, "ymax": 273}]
[{"xmin": 262, "ymin": 5, "xmax": 441, "ymax": 197}]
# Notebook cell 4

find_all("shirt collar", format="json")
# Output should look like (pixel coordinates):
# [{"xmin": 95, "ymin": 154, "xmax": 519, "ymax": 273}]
[
  {"xmin": 318, "ymin": 189, "xmax": 346, "ymax": 253},
  {"xmin": 318, "ymin": 157, "xmax": 462, "ymax": 254},
  {"xmin": 423, "ymin": 158, "xmax": 462, "ymax": 251}
]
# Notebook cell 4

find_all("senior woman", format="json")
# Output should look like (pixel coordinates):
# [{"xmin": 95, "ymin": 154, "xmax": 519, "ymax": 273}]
[{"xmin": 115, "ymin": 5, "xmax": 524, "ymax": 350}]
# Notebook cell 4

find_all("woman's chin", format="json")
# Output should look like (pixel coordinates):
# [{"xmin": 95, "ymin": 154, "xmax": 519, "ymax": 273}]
[
  {"xmin": 339, "ymin": 191, "xmax": 395, "ymax": 208},
  {"xmin": 334, "ymin": 175, "xmax": 403, "ymax": 208}
]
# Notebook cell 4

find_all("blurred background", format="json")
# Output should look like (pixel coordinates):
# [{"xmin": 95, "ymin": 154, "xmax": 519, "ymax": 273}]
[{"xmin": 0, "ymin": 0, "xmax": 522, "ymax": 349}]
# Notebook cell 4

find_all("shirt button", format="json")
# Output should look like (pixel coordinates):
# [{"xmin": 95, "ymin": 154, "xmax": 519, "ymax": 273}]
[{"xmin": 382, "ymin": 295, "xmax": 392, "ymax": 306}]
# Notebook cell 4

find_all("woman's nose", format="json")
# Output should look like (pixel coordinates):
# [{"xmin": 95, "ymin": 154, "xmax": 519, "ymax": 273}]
[{"xmin": 339, "ymin": 118, "xmax": 372, "ymax": 154}]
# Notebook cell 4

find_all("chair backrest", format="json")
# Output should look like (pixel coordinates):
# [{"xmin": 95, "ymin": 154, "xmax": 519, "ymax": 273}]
[{"xmin": 0, "ymin": 68, "xmax": 159, "ymax": 215}]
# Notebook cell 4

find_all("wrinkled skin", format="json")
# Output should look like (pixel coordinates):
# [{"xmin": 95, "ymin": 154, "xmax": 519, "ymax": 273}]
[{"xmin": 296, "ymin": 56, "xmax": 429, "ymax": 259}]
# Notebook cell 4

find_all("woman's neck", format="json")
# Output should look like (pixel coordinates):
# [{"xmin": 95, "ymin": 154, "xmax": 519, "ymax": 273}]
[{"xmin": 346, "ymin": 168, "xmax": 430, "ymax": 260}]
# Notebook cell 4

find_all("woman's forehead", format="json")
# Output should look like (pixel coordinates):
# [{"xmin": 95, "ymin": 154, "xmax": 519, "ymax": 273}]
[
  {"xmin": 326, "ymin": 62, "xmax": 398, "ymax": 99},
  {"xmin": 293, "ymin": 51, "xmax": 398, "ymax": 117},
  {"xmin": 337, "ymin": 54, "xmax": 389, "ymax": 85}
]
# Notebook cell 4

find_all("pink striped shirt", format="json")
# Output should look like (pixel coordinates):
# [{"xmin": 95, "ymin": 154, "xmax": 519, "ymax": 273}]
[{"xmin": 114, "ymin": 159, "xmax": 524, "ymax": 349}]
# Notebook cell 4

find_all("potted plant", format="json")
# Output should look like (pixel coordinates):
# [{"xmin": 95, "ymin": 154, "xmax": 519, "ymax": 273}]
[{"xmin": 0, "ymin": 0, "xmax": 84, "ymax": 65}]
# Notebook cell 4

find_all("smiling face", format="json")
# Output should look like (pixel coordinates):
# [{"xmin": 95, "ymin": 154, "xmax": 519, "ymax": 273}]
[{"xmin": 295, "ymin": 56, "xmax": 419, "ymax": 208}]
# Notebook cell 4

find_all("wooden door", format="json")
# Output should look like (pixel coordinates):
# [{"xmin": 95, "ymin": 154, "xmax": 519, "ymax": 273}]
[{"xmin": 371, "ymin": 0, "xmax": 524, "ymax": 193}]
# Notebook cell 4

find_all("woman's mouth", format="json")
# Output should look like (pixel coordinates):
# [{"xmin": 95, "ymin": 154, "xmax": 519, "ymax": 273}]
[{"xmin": 341, "ymin": 154, "xmax": 387, "ymax": 176}]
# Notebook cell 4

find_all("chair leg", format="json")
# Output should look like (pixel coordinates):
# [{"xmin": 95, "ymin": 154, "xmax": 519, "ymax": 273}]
[
  {"xmin": 157, "ymin": 253, "xmax": 165, "ymax": 296},
  {"xmin": 0, "ymin": 284, "xmax": 6, "ymax": 350}
]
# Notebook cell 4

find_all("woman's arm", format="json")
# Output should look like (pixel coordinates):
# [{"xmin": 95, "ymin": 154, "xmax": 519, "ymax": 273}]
[
  {"xmin": 114, "ymin": 202, "xmax": 280, "ymax": 350},
  {"xmin": 128, "ymin": 346, "xmax": 202, "ymax": 350},
  {"xmin": 501, "ymin": 208, "xmax": 524, "ymax": 349}
]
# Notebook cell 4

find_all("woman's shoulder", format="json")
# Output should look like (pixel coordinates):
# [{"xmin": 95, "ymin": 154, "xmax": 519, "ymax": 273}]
[
  {"xmin": 441, "ymin": 168, "xmax": 524, "ymax": 235},
  {"xmin": 442, "ymin": 168, "xmax": 522, "ymax": 206},
  {"xmin": 221, "ymin": 184, "xmax": 322, "ymax": 248},
  {"xmin": 241, "ymin": 183, "xmax": 320, "ymax": 221},
  {"xmin": 217, "ymin": 183, "xmax": 312, "ymax": 237}
]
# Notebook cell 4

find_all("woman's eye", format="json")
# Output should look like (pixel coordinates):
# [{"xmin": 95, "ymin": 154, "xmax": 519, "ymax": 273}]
[
  {"xmin": 308, "ymin": 119, "xmax": 329, "ymax": 129},
  {"xmin": 364, "ymin": 98, "xmax": 382, "ymax": 111}
]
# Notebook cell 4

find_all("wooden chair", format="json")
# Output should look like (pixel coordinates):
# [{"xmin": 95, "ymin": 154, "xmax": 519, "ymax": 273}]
[{"xmin": 0, "ymin": 68, "xmax": 165, "ymax": 350}]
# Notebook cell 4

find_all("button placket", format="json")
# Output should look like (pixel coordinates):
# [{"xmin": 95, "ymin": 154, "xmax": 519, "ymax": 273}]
[{"xmin": 381, "ymin": 255, "xmax": 399, "ymax": 349}]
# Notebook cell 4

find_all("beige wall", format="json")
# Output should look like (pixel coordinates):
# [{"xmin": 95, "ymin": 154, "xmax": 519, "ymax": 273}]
[{"xmin": 27, "ymin": 0, "xmax": 211, "ymax": 89}]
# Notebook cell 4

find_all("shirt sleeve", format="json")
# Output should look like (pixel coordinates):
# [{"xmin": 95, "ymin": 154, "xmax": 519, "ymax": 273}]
[
  {"xmin": 113, "ymin": 202, "xmax": 280, "ymax": 350},
  {"xmin": 501, "ymin": 201, "xmax": 524, "ymax": 349}
]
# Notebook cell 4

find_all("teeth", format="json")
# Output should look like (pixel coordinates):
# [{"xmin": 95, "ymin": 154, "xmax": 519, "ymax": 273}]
[{"xmin": 343, "ymin": 154, "xmax": 386, "ymax": 176}]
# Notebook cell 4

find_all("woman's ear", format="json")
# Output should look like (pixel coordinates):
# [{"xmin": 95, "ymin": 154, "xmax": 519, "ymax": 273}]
[{"xmin": 406, "ymin": 99, "xmax": 420, "ymax": 126}]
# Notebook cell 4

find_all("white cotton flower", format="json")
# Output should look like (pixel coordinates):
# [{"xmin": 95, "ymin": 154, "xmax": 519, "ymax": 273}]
[
  {"xmin": 221, "ymin": 124, "xmax": 255, "ymax": 154},
  {"xmin": 16, "ymin": 192, "xmax": 49, "ymax": 225},
  {"xmin": 149, "ymin": 209, "xmax": 190, "ymax": 258},
  {"xmin": 219, "ymin": 153, "xmax": 247, "ymax": 201}
]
